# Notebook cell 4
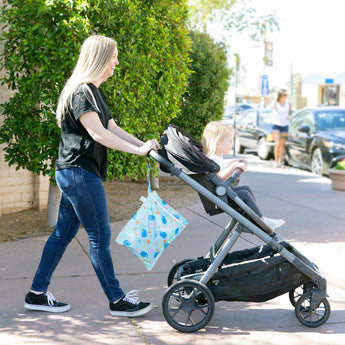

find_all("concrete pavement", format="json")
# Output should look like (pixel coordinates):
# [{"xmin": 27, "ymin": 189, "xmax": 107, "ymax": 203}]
[{"xmin": 0, "ymin": 154, "xmax": 344, "ymax": 344}]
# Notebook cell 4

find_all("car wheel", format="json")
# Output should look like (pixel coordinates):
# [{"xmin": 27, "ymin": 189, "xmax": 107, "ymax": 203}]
[
  {"xmin": 257, "ymin": 137, "xmax": 271, "ymax": 160},
  {"xmin": 235, "ymin": 136, "xmax": 245, "ymax": 154},
  {"xmin": 283, "ymin": 152, "xmax": 290, "ymax": 166},
  {"xmin": 311, "ymin": 148, "xmax": 324, "ymax": 175}
]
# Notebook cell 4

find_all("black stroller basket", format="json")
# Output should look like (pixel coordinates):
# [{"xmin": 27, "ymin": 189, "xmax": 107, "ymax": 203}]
[{"xmin": 150, "ymin": 125, "xmax": 330, "ymax": 333}]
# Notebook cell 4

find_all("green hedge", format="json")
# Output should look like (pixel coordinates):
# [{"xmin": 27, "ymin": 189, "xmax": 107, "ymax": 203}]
[
  {"xmin": 90, "ymin": 0, "xmax": 191, "ymax": 179},
  {"xmin": 0, "ymin": 0, "xmax": 191, "ymax": 180},
  {"xmin": 172, "ymin": 31, "xmax": 230, "ymax": 139},
  {"xmin": 0, "ymin": 0, "xmax": 90, "ymax": 176}
]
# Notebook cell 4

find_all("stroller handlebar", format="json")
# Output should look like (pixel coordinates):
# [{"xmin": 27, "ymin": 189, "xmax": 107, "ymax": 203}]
[{"xmin": 149, "ymin": 150, "xmax": 171, "ymax": 169}]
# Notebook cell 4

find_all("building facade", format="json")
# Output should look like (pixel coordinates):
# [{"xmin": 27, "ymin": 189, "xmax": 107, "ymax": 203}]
[{"xmin": 302, "ymin": 73, "xmax": 345, "ymax": 107}]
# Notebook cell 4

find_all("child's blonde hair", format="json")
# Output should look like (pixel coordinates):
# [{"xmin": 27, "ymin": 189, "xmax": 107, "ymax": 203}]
[{"xmin": 202, "ymin": 121, "xmax": 234, "ymax": 156}]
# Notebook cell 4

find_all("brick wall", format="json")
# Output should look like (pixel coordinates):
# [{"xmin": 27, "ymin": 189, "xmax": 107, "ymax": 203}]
[{"xmin": 0, "ymin": 0, "xmax": 50, "ymax": 216}]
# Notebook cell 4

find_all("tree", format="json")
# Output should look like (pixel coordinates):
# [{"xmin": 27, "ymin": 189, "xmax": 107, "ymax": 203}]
[
  {"xmin": 0, "ymin": 0, "xmax": 90, "ymax": 178},
  {"xmin": 188, "ymin": 0, "xmax": 279, "ymax": 81},
  {"xmin": 0, "ymin": 0, "xmax": 191, "ymax": 225},
  {"xmin": 89, "ymin": 0, "xmax": 191, "ymax": 180},
  {"xmin": 0, "ymin": 0, "xmax": 191, "ymax": 181},
  {"xmin": 188, "ymin": 0, "xmax": 279, "ymax": 40},
  {"xmin": 172, "ymin": 31, "xmax": 230, "ymax": 139}
]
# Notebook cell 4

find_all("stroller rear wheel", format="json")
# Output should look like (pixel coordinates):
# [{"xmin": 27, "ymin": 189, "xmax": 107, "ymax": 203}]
[
  {"xmin": 295, "ymin": 292, "xmax": 331, "ymax": 327},
  {"xmin": 162, "ymin": 279, "xmax": 215, "ymax": 332},
  {"xmin": 167, "ymin": 259, "xmax": 194, "ymax": 286},
  {"xmin": 289, "ymin": 286, "xmax": 305, "ymax": 307}
]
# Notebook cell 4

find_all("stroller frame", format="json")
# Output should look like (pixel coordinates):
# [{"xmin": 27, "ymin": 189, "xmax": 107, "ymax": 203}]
[{"xmin": 150, "ymin": 150, "xmax": 330, "ymax": 332}]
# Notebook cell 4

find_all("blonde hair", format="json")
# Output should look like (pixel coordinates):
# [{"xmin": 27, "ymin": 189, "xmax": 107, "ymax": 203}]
[
  {"xmin": 56, "ymin": 35, "xmax": 117, "ymax": 127},
  {"xmin": 202, "ymin": 121, "xmax": 234, "ymax": 156}
]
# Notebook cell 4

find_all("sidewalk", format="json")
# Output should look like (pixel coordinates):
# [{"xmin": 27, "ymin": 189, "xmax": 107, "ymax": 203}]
[{"xmin": 0, "ymin": 155, "xmax": 344, "ymax": 345}]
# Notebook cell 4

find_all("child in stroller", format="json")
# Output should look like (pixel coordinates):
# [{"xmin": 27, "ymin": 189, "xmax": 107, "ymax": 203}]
[{"xmin": 202, "ymin": 121, "xmax": 284, "ymax": 229}]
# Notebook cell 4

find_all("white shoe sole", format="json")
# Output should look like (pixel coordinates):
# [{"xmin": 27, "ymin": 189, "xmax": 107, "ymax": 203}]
[
  {"xmin": 24, "ymin": 302, "xmax": 70, "ymax": 313},
  {"xmin": 270, "ymin": 220, "xmax": 285, "ymax": 229},
  {"xmin": 110, "ymin": 303, "xmax": 152, "ymax": 317}
]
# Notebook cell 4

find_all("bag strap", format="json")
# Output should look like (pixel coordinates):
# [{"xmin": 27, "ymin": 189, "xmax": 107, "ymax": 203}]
[{"xmin": 147, "ymin": 157, "xmax": 151, "ymax": 193}]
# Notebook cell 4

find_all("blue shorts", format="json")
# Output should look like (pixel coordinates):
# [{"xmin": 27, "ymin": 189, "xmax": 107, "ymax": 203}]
[{"xmin": 272, "ymin": 124, "xmax": 289, "ymax": 133}]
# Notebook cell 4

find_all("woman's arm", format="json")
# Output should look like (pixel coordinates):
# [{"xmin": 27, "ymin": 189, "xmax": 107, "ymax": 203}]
[
  {"xmin": 108, "ymin": 119, "xmax": 145, "ymax": 146},
  {"xmin": 79, "ymin": 112, "xmax": 157, "ymax": 155}
]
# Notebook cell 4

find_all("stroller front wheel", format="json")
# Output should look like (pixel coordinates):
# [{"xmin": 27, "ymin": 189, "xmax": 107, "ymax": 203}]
[
  {"xmin": 162, "ymin": 279, "xmax": 215, "ymax": 333},
  {"xmin": 289, "ymin": 282, "xmax": 318, "ymax": 307},
  {"xmin": 295, "ymin": 292, "xmax": 331, "ymax": 327}
]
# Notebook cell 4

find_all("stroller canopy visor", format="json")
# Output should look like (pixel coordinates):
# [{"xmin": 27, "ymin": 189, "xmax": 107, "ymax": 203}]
[{"xmin": 159, "ymin": 125, "xmax": 220, "ymax": 175}]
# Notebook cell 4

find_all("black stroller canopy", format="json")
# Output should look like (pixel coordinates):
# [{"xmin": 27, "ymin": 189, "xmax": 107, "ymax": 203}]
[{"xmin": 159, "ymin": 125, "xmax": 219, "ymax": 175}]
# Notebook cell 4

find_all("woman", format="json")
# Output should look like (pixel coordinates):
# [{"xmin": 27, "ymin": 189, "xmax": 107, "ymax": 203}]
[
  {"xmin": 272, "ymin": 89, "xmax": 292, "ymax": 168},
  {"xmin": 24, "ymin": 35, "xmax": 159, "ymax": 317}
]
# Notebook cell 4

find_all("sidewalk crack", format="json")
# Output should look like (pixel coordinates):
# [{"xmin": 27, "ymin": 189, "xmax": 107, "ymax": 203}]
[{"xmin": 129, "ymin": 318, "xmax": 151, "ymax": 345}]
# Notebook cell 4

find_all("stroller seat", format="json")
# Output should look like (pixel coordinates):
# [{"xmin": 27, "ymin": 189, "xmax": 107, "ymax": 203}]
[
  {"xmin": 159, "ymin": 125, "xmax": 255, "ymax": 219},
  {"xmin": 159, "ymin": 125, "xmax": 224, "ymax": 214}
]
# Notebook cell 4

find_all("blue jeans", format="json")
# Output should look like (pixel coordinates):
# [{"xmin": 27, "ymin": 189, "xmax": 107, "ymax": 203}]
[
  {"xmin": 31, "ymin": 167, "xmax": 125, "ymax": 302},
  {"xmin": 272, "ymin": 124, "xmax": 289, "ymax": 133},
  {"xmin": 232, "ymin": 185, "xmax": 263, "ymax": 218}
]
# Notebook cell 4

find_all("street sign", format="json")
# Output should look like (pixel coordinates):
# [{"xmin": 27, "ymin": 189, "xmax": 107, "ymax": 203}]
[{"xmin": 261, "ymin": 75, "xmax": 269, "ymax": 96}]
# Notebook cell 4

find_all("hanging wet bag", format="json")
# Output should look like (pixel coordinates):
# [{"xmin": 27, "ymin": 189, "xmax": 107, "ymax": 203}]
[{"xmin": 116, "ymin": 166, "xmax": 189, "ymax": 271}]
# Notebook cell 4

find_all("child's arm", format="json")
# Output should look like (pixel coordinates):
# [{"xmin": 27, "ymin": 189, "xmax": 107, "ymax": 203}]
[{"xmin": 217, "ymin": 160, "xmax": 247, "ymax": 182}]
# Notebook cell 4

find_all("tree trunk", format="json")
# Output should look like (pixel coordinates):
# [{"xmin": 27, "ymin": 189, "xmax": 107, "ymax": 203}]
[
  {"xmin": 151, "ymin": 161, "xmax": 159, "ymax": 190},
  {"xmin": 46, "ymin": 182, "xmax": 61, "ymax": 228},
  {"xmin": 151, "ymin": 176, "xmax": 159, "ymax": 190}
]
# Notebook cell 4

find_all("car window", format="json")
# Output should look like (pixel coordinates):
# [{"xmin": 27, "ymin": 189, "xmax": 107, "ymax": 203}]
[
  {"xmin": 301, "ymin": 110, "xmax": 316, "ymax": 132},
  {"xmin": 316, "ymin": 110, "xmax": 345, "ymax": 130},
  {"xmin": 241, "ymin": 110, "xmax": 257, "ymax": 125},
  {"xmin": 240, "ymin": 104, "xmax": 252, "ymax": 111},
  {"xmin": 290, "ymin": 110, "xmax": 306, "ymax": 130},
  {"xmin": 259, "ymin": 111, "xmax": 273, "ymax": 125}
]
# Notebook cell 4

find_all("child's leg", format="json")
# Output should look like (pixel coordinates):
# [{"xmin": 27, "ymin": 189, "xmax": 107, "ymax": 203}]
[
  {"xmin": 232, "ymin": 185, "xmax": 256, "ymax": 200},
  {"xmin": 232, "ymin": 186, "xmax": 263, "ymax": 218},
  {"xmin": 232, "ymin": 185, "xmax": 285, "ymax": 230}
]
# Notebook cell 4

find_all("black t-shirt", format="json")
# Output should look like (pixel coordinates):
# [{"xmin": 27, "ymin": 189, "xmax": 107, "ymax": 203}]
[{"xmin": 55, "ymin": 83, "xmax": 112, "ymax": 181}]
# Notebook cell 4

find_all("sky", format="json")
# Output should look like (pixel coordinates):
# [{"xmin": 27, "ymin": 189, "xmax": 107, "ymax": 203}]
[{"xmin": 209, "ymin": 0, "xmax": 345, "ymax": 93}]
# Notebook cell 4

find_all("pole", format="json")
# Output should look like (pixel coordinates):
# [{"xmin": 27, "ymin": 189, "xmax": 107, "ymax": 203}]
[
  {"xmin": 233, "ymin": 54, "xmax": 240, "ymax": 156},
  {"xmin": 290, "ymin": 60, "xmax": 294, "ymax": 96},
  {"xmin": 262, "ymin": 39, "xmax": 266, "ymax": 109}
]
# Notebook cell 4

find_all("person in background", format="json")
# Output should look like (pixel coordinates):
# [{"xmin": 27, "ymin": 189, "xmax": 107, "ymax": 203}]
[
  {"xmin": 24, "ymin": 35, "xmax": 159, "ymax": 318},
  {"xmin": 272, "ymin": 89, "xmax": 292, "ymax": 168},
  {"xmin": 202, "ymin": 121, "xmax": 285, "ymax": 229}
]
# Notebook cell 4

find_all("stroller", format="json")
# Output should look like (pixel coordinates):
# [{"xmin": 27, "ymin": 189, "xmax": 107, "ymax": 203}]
[{"xmin": 149, "ymin": 125, "xmax": 330, "ymax": 333}]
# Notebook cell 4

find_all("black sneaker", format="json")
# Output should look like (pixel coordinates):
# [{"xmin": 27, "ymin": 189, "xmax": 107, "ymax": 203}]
[
  {"xmin": 110, "ymin": 290, "xmax": 152, "ymax": 317},
  {"xmin": 24, "ymin": 291, "xmax": 70, "ymax": 313}
]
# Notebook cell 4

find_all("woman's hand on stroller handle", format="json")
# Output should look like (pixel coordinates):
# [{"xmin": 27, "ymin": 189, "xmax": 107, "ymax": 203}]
[{"xmin": 140, "ymin": 139, "xmax": 160, "ymax": 155}]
